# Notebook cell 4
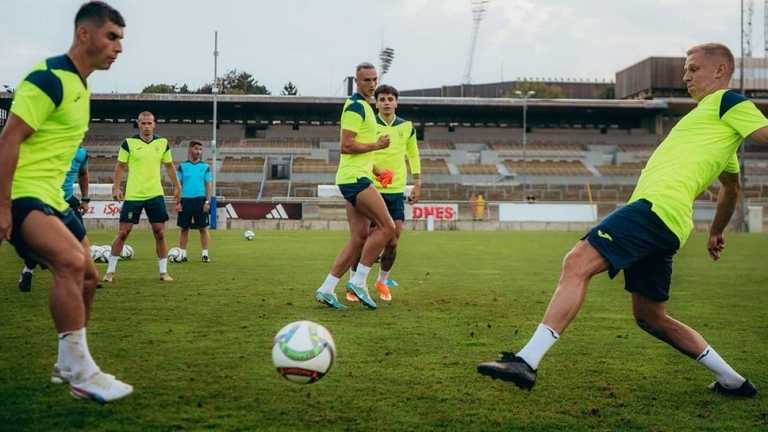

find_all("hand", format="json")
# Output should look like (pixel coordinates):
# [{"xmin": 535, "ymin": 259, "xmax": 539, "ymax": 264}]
[
  {"xmin": 0, "ymin": 204, "xmax": 11, "ymax": 242},
  {"xmin": 203, "ymin": 203, "xmax": 210, "ymax": 213},
  {"xmin": 707, "ymin": 231, "xmax": 726, "ymax": 261},
  {"xmin": 377, "ymin": 135, "xmax": 390, "ymax": 150},
  {"xmin": 112, "ymin": 187, "xmax": 123, "ymax": 201},
  {"xmin": 175, "ymin": 201, "xmax": 182, "ymax": 212},
  {"xmin": 408, "ymin": 184, "xmax": 421, "ymax": 204},
  {"xmin": 376, "ymin": 169, "xmax": 394, "ymax": 189},
  {"xmin": 79, "ymin": 201, "xmax": 89, "ymax": 215}
]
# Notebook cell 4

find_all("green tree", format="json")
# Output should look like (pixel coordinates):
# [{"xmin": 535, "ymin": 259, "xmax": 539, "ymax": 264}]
[
  {"xmin": 599, "ymin": 86, "xmax": 616, "ymax": 99},
  {"xmin": 281, "ymin": 81, "xmax": 299, "ymax": 96},
  {"xmin": 141, "ymin": 83, "xmax": 191, "ymax": 94},
  {"xmin": 196, "ymin": 69, "xmax": 270, "ymax": 95},
  {"xmin": 504, "ymin": 82, "xmax": 565, "ymax": 99}
]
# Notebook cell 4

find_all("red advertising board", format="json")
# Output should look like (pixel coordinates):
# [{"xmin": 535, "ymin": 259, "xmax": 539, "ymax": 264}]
[{"xmin": 406, "ymin": 203, "xmax": 458, "ymax": 221}]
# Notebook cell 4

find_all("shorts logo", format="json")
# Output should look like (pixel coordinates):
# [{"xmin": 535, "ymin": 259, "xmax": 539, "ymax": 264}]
[{"xmin": 597, "ymin": 230, "xmax": 613, "ymax": 242}]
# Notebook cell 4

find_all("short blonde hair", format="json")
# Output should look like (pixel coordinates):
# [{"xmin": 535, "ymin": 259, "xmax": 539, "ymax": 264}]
[{"xmin": 687, "ymin": 43, "xmax": 735, "ymax": 77}]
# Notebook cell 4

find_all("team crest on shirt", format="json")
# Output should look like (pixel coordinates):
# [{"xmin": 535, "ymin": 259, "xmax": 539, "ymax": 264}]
[{"xmin": 73, "ymin": 92, "xmax": 82, "ymax": 103}]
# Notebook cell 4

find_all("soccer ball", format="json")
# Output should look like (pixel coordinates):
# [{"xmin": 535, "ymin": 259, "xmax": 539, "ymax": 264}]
[
  {"xmin": 244, "ymin": 230, "xmax": 255, "ymax": 241},
  {"xmin": 167, "ymin": 247, "xmax": 183, "ymax": 263},
  {"xmin": 89, "ymin": 245, "xmax": 103, "ymax": 262},
  {"xmin": 272, "ymin": 321, "xmax": 336, "ymax": 384},
  {"xmin": 91, "ymin": 245, "xmax": 110, "ymax": 263},
  {"xmin": 120, "ymin": 245, "xmax": 134, "ymax": 260}
]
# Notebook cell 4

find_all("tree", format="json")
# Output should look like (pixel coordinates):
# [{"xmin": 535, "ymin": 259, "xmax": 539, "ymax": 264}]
[
  {"xmin": 141, "ymin": 83, "xmax": 191, "ymax": 94},
  {"xmin": 196, "ymin": 69, "xmax": 270, "ymax": 95},
  {"xmin": 504, "ymin": 82, "xmax": 565, "ymax": 99},
  {"xmin": 281, "ymin": 81, "xmax": 299, "ymax": 96},
  {"xmin": 599, "ymin": 86, "xmax": 616, "ymax": 99}
]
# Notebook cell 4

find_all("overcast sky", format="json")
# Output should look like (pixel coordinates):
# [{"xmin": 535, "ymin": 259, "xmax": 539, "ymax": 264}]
[{"xmin": 0, "ymin": 0, "xmax": 750, "ymax": 96}]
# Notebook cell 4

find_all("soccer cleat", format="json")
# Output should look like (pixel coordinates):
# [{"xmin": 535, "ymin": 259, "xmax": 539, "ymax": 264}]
[
  {"xmin": 18, "ymin": 271, "xmax": 33, "ymax": 293},
  {"xmin": 375, "ymin": 281, "xmax": 392, "ymax": 301},
  {"xmin": 69, "ymin": 372, "xmax": 133, "ymax": 404},
  {"xmin": 315, "ymin": 291, "xmax": 347, "ymax": 310},
  {"xmin": 202, "ymin": 255, "xmax": 210, "ymax": 263},
  {"xmin": 102, "ymin": 272, "xmax": 114, "ymax": 283},
  {"xmin": 477, "ymin": 352, "xmax": 537, "ymax": 390},
  {"xmin": 709, "ymin": 379, "xmax": 758, "ymax": 397},
  {"xmin": 52, "ymin": 364, "xmax": 115, "ymax": 385},
  {"xmin": 347, "ymin": 282, "xmax": 377, "ymax": 309},
  {"xmin": 385, "ymin": 278, "xmax": 399, "ymax": 288},
  {"xmin": 160, "ymin": 273, "xmax": 174, "ymax": 282},
  {"xmin": 346, "ymin": 290, "xmax": 359, "ymax": 302}
]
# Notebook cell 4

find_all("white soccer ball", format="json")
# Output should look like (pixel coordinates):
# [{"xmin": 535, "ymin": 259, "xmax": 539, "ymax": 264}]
[
  {"xmin": 95, "ymin": 246, "xmax": 111, "ymax": 263},
  {"xmin": 167, "ymin": 247, "xmax": 183, "ymax": 263},
  {"xmin": 272, "ymin": 321, "xmax": 336, "ymax": 384},
  {"xmin": 244, "ymin": 230, "xmax": 255, "ymax": 241},
  {"xmin": 120, "ymin": 245, "xmax": 134, "ymax": 260},
  {"xmin": 89, "ymin": 245, "xmax": 103, "ymax": 262}
]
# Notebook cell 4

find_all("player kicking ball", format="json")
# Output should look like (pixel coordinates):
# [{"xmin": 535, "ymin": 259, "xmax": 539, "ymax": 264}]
[
  {"xmin": 478, "ymin": 43, "xmax": 759, "ymax": 397},
  {"xmin": 0, "ymin": 1, "xmax": 132, "ymax": 403}
]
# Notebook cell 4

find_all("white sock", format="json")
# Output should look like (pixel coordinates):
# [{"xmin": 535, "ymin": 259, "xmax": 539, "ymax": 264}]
[
  {"xmin": 318, "ymin": 274, "xmax": 340, "ymax": 294},
  {"xmin": 58, "ymin": 328, "xmax": 100, "ymax": 383},
  {"xmin": 22, "ymin": 266, "xmax": 34, "ymax": 274},
  {"xmin": 378, "ymin": 270, "xmax": 389, "ymax": 283},
  {"xmin": 349, "ymin": 270, "xmax": 356, "ymax": 282},
  {"xmin": 159, "ymin": 258, "xmax": 168, "ymax": 274},
  {"xmin": 202, "ymin": 249, "xmax": 209, "ymax": 257},
  {"xmin": 517, "ymin": 323, "xmax": 560, "ymax": 370},
  {"xmin": 697, "ymin": 346, "xmax": 746, "ymax": 389},
  {"xmin": 351, "ymin": 264, "xmax": 371, "ymax": 287},
  {"xmin": 107, "ymin": 255, "xmax": 119, "ymax": 273}
]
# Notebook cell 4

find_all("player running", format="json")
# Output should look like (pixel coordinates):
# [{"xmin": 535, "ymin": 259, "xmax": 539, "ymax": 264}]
[
  {"xmin": 103, "ymin": 111, "xmax": 181, "ymax": 282},
  {"xmin": 478, "ymin": 43, "xmax": 761, "ymax": 397},
  {"xmin": 0, "ymin": 1, "xmax": 132, "ymax": 403},
  {"xmin": 314, "ymin": 62, "xmax": 395, "ymax": 310}
]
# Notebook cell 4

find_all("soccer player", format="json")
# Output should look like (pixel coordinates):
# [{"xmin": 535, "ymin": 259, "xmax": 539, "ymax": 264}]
[
  {"xmin": 0, "ymin": 1, "xmax": 132, "ymax": 402},
  {"xmin": 345, "ymin": 84, "xmax": 421, "ymax": 302},
  {"xmin": 18, "ymin": 146, "xmax": 91, "ymax": 292},
  {"xmin": 314, "ymin": 62, "xmax": 396, "ymax": 310},
  {"xmin": 176, "ymin": 140, "xmax": 212, "ymax": 262},
  {"xmin": 103, "ymin": 111, "xmax": 181, "ymax": 282},
  {"xmin": 478, "ymin": 43, "xmax": 761, "ymax": 397}
]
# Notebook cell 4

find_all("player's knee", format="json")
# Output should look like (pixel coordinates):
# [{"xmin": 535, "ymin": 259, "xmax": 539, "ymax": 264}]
[
  {"xmin": 54, "ymin": 251, "xmax": 87, "ymax": 277},
  {"xmin": 152, "ymin": 227, "xmax": 165, "ymax": 240},
  {"xmin": 117, "ymin": 229, "xmax": 131, "ymax": 241},
  {"xmin": 633, "ymin": 308, "xmax": 664, "ymax": 332},
  {"xmin": 562, "ymin": 248, "xmax": 589, "ymax": 279},
  {"xmin": 380, "ymin": 220, "xmax": 396, "ymax": 240}
]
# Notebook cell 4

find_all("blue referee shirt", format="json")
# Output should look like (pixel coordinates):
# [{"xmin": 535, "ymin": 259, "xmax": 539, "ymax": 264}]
[
  {"xmin": 177, "ymin": 160, "xmax": 212, "ymax": 199},
  {"xmin": 62, "ymin": 147, "xmax": 88, "ymax": 200}
]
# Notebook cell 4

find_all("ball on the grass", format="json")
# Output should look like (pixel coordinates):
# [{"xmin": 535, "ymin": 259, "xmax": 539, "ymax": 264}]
[
  {"xmin": 272, "ymin": 321, "xmax": 335, "ymax": 384},
  {"xmin": 167, "ymin": 247, "xmax": 183, "ymax": 263},
  {"xmin": 244, "ymin": 230, "xmax": 255, "ymax": 241}
]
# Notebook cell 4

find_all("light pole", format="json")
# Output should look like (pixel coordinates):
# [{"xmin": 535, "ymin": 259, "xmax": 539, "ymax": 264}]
[
  {"xmin": 514, "ymin": 90, "xmax": 535, "ymax": 197},
  {"xmin": 210, "ymin": 31, "xmax": 219, "ymax": 229}
]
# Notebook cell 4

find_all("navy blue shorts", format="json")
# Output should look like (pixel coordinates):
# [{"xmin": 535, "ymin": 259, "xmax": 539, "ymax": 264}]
[
  {"xmin": 66, "ymin": 196, "xmax": 84, "ymax": 225},
  {"xmin": 338, "ymin": 177, "xmax": 372, "ymax": 207},
  {"xmin": 177, "ymin": 197, "xmax": 209, "ymax": 229},
  {"xmin": 10, "ymin": 197, "xmax": 86, "ymax": 267},
  {"xmin": 583, "ymin": 199, "xmax": 680, "ymax": 302},
  {"xmin": 381, "ymin": 193, "xmax": 405, "ymax": 221},
  {"xmin": 120, "ymin": 196, "xmax": 169, "ymax": 224}
]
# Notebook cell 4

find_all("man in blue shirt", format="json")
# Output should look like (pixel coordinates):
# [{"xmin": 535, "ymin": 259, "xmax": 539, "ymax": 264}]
[
  {"xmin": 18, "ymin": 146, "xmax": 91, "ymax": 292},
  {"xmin": 176, "ymin": 141, "xmax": 212, "ymax": 262}
]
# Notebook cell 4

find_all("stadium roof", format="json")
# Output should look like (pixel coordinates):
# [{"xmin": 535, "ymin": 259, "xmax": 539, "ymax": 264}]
[{"xmin": 0, "ymin": 93, "xmax": 667, "ymax": 127}]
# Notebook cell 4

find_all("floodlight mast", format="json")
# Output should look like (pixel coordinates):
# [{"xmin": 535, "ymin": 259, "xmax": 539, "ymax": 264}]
[{"xmin": 462, "ymin": 0, "xmax": 489, "ymax": 85}]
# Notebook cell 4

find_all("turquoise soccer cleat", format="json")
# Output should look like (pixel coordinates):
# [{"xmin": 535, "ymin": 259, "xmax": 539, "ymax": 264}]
[
  {"xmin": 346, "ymin": 282, "xmax": 377, "ymax": 309},
  {"xmin": 315, "ymin": 291, "xmax": 347, "ymax": 310},
  {"xmin": 385, "ymin": 278, "xmax": 399, "ymax": 288}
]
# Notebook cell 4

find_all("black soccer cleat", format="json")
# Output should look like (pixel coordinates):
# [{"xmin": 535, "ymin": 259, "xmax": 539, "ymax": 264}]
[
  {"xmin": 18, "ymin": 271, "xmax": 33, "ymax": 293},
  {"xmin": 477, "ymin": 352, "xmax": 537, "ymax": 390},
  {"xmin": 709, "ymin": 379, "xmax": 758, "ymax": 397},
  {"xmin": 201, "ymin": 255, "xmax": 210, "ymax": 263}
]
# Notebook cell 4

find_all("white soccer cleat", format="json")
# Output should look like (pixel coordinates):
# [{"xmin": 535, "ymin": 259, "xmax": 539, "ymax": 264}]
[
  {"xmin": 52, "ymin": 364, "xmax": 116, "ymax": 385},
  {"xmin": 69, "ymin": 372, "xmax": 133, "ymax": 404}
]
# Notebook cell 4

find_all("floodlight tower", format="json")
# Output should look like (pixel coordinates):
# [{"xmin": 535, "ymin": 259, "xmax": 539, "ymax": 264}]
[
  {"xmin": 462, "ymin": 0, "xmax": 490, "ymax": 85},
  {"xmin": 379, "ymin": 47, "xmax": 395, "ymax": 80}
]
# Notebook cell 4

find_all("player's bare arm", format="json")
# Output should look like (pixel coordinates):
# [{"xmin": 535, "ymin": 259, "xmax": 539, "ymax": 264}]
[
  {"xmin": 708, "ymin": 171, "xmax": 740, "ymax": 261},
  {"xmin": 341, "ymin": 130, "xmax": 389, "ymax": 154}
]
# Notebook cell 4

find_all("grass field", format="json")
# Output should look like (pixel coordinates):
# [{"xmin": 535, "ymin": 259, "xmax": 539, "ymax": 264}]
[{"xmin": 1, "ymin": 229, "xmax": 766, "ymax": 431}]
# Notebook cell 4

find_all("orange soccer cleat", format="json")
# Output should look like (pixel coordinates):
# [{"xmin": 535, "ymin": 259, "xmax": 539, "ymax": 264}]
[{"xmin": 375, "ymin": 280, "xmax": 392, "ymax": 301}]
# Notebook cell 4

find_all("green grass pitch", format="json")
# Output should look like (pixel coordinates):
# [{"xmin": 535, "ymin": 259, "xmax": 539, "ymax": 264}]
[{"xmin": 1, "ymin": 230, "xmax": 766, "ymax": 431}]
